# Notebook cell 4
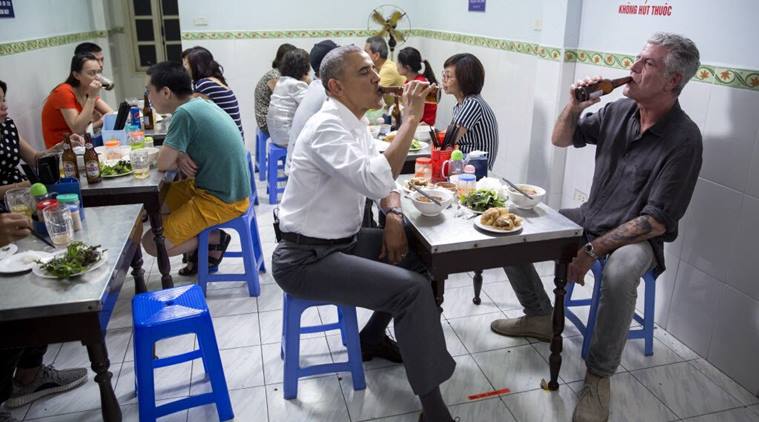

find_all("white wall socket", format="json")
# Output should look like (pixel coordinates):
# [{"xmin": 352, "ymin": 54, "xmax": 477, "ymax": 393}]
[{"xmin": 573, "ymin": 189, "xmax": 588, "ymax": 203}]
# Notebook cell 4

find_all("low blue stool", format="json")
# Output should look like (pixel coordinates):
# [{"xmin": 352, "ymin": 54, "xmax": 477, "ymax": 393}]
[
  {"xmin": 198, "ymin": 152, "xmax": 265, "ymax": 296},
  {"xmin": 565, "ymin": 259, "xmax": 658, "ymax": 358},
  {"xmin": 267, "ymin": 143, "xmax": 288, "ymax": 204},
  {"xmin": 256, "ymin": 129, "xmax": 268, "ymax": 181},
  {"xmin": 280, "ymin": 293, "xmax": 366, "ymax": 399},
  {"xmin": 132, "ymin": 285, "xmax": 233, "ymax": 421}
]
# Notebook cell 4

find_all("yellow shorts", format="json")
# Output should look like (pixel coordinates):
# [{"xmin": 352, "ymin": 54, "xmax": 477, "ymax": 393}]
[{"xmin": 163, "ymin": 179, "xmax": 249, "ymax": 246}]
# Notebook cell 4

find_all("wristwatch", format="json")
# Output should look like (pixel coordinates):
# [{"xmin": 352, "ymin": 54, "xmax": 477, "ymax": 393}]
[
  {"xmin": 582, "ymin": 242, "xmax": 599, "ymax": 259},
  {"xmin": 383, "ymin": 207, "xmax": 404, "ymax": 217}
]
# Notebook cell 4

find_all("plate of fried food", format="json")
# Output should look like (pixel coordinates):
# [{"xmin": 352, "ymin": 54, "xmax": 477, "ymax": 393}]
[
  {"xmin": 474, "ymin": 207, "xmax": 524, "ymax": 233},
  {"xmin": 400, "ymin": 176, "xmax": 432, "ymax": 193}
]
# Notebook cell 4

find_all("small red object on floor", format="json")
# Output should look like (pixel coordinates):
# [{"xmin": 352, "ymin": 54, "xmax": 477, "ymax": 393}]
[{"xmin": 467, "ymin": 387, "xmax": 511, "ymax": 400}]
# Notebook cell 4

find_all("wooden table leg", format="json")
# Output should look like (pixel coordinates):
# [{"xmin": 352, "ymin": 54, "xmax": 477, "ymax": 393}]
[
  {"xmin": 131, "ymin": 246, "xmax": 147, "ymax": 294},
  {"xmin": 146, "ymin": 207, "xmax": 173, "ymax": 289},
  {"xmin": 472, "ymin": 270, "xmax": 483, "ymax": 305},
  {"xmin": 86, "ymin": 341, "xmax": 122, "ymax": 422},
  {"xmin": 432, "ymin": 276, "xmax": 446, "ymax": 307},
  {"xmin": 542, "ymin": 259, "xmax": 569, "ymax": 391}
]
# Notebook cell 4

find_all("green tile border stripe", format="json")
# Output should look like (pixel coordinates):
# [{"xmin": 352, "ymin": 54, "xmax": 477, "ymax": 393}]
[
  {"xmin": 182, "ymin": 29, "xmax": 375, "ymax": 41},
  {"xmin": 0, "ymin": 27, "xmax": 125, "ymax": 57}
]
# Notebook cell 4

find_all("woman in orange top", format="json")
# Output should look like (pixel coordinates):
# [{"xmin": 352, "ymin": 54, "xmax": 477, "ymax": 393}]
[{"xmin": 41, "ymin": 53, "xmax": 112, "ymax": 148}]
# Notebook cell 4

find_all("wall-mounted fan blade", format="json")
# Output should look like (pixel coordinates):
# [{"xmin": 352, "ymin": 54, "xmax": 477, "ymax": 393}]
[
  {"xmin": 389, "ymin": 11, "xmax": 405, "ymax": 26},
  {"xmin": 390, "ymin": 28, "xmax": 406, "ymax": 43},
  {"xmin": 371, "ymin": 9, "xmax": 386, "ymax": 26}
]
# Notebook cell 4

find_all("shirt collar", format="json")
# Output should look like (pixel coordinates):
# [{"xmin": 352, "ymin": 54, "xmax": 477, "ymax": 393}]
[{"xmin": 633, "ymin": 100, "xmax": 683, "ymax": 138}]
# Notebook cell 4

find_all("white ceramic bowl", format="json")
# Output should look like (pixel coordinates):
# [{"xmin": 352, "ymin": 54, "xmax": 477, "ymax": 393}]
[
  {"xmin": 415, "ymin": 124, "xmax": 432, "ymax": 141},
  {"xmin": 143, "ymin": 147, "xmax": 160, "ymax": 165},
  {"xmin": 508, "ymin": 184, "xmax": 545, "ymax": 209},
  {"xmin": 95, "ymin": 145, "xmax": 131, "ymax": 161},
  {"xmin": 410, "ymin": 188, "xmax": 453, "ymax": 216}
]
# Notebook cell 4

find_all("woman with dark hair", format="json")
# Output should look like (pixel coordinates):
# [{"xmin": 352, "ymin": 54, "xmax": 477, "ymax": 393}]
[
  {"xmin": 266, "ymin": 48, "xmax": 311, "ymax": 147},
  {"xmin": 442, "ymin": 53, "xmax": 499, "ymax": 169},
  {"xmin": 40, "ymin": 53, "xmax": 113, "ymax": 148},
  {"xmin": 254, "ymin": 43, "xmax": 297, "ymax": 134},
  {"xmin": 397, "ymin": 47, "xmax": 438, "ymax": 125},
  {"xmin": 1, "ymin": 80, "xmax": 83, "ymax": 197},
  {"xmin": 182, "ymin": 46, "xmax": 244, "ymax": 137}
]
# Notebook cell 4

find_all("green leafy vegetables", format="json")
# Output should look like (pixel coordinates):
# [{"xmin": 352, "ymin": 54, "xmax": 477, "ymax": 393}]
[
  {"xmin": 39, "ymin": 242, "xmax": 104, "ymax": 278},
  {"xmin": 460, "ymin": 189, "xmax": 505, "ymax": 212},
  {"xmin": 101, "ymin": 160, "xmax": 132, "ymax": 176}
]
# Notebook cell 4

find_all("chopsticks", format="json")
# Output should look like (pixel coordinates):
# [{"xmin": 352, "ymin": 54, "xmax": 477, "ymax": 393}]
[
  {"xmin": 29, "ymin": 228, "xmax": 56, "ymax": 249},
  {"xmin": 501, "ymin": 177, "xmax": 534, "ymax": 200},
  {"xmin": 437, "ymin": 124, "xmax": 461, "ymax": 150},
  {"xmin": 410, "ymin": 184, "xmax": 443, "ymax": 206}
]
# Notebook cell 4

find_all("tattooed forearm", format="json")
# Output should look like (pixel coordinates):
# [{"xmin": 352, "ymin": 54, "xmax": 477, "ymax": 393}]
[{"xmin": 593, "ymin": 215, "xmax": 666, "ymax": 256}]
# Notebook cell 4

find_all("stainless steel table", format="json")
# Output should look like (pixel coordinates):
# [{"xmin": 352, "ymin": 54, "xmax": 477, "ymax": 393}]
[
  {"xmin": 80, "ymin": 170, "xmax": 175, "ymax": 289},
  {"xmin": 0, "ymin": 204, "xmax": 147, "ymax": 422},
  {"xmin": 399, "ymin": 175, "xmax": 583, "ymax": 391}
]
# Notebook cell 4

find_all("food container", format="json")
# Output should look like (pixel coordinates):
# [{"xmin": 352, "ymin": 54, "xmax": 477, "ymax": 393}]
[
  {"xmin": 456, "ymin": 174, "xmax": 476, "ymax": 197},
  {"xmin": 508, "ymin": 184, "xmax": 546, "ymax": 209},
  {"xmin": 414, "ymin": 157, "xmax": 432, "ymax": 181},
  {"xmin": 57, "ymin": 193, "xmax": 82, "ymax": 231}
]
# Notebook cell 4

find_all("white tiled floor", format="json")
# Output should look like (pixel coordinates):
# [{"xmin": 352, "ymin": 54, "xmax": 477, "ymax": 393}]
[{"xmin": 5, "ymin": 182, "xmax": 759, "ymax": 421}]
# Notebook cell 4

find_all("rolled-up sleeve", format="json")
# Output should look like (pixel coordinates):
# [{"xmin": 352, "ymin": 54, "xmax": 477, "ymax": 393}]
[
  {"xmin": 641, "ymin": 142, "xmax": 702, "ymax": 238},
  {"xmin": 309, "ymin": 119, "xmax": 395, "ymax": 200},
  {"xmin": 572, "ymin": 103, "xmax": 608, "ymax": 148}
]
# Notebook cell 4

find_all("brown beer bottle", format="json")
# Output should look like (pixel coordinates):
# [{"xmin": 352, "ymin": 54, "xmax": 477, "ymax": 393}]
[
  {"xmin": 142, "ymin": 90, "xmax": 154, "ymax": 130},
  {"xmin": 574, "ymin": 76, "xmax": 633, "ymax": 101},
  {"xmin": 391, "ymin": 97, "xmax": 402, "ymax": 131},
  {"xmin": 61, "ymin": 136, "xmax": 79, "ymax": 179},
  {"xmin": 379, "ymin": 84, "xmax": 439, "ymax": 104},
  {"xmin": 83, "ymin": 134, "xmax": 102, "ymax": 184}
]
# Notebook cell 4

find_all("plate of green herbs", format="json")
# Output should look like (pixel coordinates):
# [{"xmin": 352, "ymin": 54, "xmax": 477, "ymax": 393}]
[
  {"xmin": 101, "ymin": 160, "xmax": 133, "ymax": 178},
  {"xmin": 32, "ymin": 242, "xmax": 107, "ymax": 279},
  {"xmin": 459, "ymin": 189, "xmax": 506, "ymax": 213}
]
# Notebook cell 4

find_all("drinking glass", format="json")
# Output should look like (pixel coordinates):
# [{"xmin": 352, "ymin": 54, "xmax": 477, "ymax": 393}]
[
  {"xmin": 43, "ymin": 205, "xmax": 74, "ymax": 247},
  {"xmin": 5, "ymin": 187, "xmax": 33, "ymax": 218},
  {"xmin": 131, "ymin": 148, "xmax": 151, "ymax": 179}
]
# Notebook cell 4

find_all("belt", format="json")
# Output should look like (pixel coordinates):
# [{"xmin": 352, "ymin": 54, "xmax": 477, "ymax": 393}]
[{"xmin": 281, "ymin": 232, "xmax": 356, "ymax": 246}]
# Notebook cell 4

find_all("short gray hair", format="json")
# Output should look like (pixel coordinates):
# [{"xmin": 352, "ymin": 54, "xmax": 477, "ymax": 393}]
[
  {"xmin": 647, "ymin": 32, "xmax": 700, "ymax": 95},
  {"xmin": 320, "ymin": 45, "xmax": 364, "ymax": 93},
  {"xmin": 365, "ymin": 36, "xmax": 388, "ymax": 59}
]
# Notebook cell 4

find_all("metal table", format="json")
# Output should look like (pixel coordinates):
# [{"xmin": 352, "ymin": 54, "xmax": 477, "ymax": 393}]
[
  {"xmin": 399, "ymin": 175, "xmax": 583, "ymax": 391},
  {"xmin": 80, "ymin": 170, "xmax": 175, "ymax": 289},
  {"xmin": 0, "ymin": 204, "xmax": 147, "ymax": 422}
]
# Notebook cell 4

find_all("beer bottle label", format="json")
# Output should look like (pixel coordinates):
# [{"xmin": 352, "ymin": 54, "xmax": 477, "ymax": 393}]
[
  {"xmin": 63, "ymin": 162, "xmax": 77, "ymax": 177},
  {"xmin": 86, "ymin": 161, "xmax": 101, "ymax": 178}
]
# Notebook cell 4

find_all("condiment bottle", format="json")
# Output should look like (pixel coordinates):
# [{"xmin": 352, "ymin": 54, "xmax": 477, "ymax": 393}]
[{"xmin": 57, "ymin": 194, "xmax": 82, "ymax": 231}]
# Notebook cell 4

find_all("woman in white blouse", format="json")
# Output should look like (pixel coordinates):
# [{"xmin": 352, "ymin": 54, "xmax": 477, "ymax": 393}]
[{"xmin": 266, "ymin": 48, "xmax": 311, "ymax": 147}]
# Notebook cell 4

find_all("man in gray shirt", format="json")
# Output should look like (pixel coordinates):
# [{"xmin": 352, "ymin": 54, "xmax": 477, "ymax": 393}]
[{"xmin": 491, "ymin": 33, "xmax": 703, "ymax": 422}]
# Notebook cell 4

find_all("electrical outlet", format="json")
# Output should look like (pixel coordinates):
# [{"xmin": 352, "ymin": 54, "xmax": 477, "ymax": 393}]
[
  {"xmin": 533, "ymin": 19, "xmax": 543, "ymax": 31},
  {"xmin": 193, "ymin": 17, "xmax": 208, "ymax": 26},
  {"xmin": 573, "ymin": 189, "xmax": 588, "ymax": 203}
]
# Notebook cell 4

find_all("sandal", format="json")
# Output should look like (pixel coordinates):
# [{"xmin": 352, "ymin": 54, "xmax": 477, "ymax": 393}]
[
  {"xmin": 207, "ymin": 230, "xmax": 232, "ymax": 267},
  {"xmin": 178, "ymin": 250, "xmax": 199, "ymax": 276}
]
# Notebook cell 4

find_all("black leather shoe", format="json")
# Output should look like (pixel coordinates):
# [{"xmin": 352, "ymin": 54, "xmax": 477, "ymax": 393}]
[
  {"xmin": 418, "ymin": 413, "xmax": 458, "ymax": 422},
  {"xmin": 360, "ymin": 335, "xmax": 403, "ymax": 363}
]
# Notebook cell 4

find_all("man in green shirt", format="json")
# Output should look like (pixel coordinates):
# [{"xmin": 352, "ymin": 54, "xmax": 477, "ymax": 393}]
[{"xmin": 142, "ymin": 61, "xmax": 250, "ymax": 274}]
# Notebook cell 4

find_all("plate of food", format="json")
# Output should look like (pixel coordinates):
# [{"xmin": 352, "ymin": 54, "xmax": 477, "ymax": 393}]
[
  {"xmin": 0, "ymin": 250, "xmax": 53, "ymax": 275},
  {"xmin": 459, "ymin": 189, "xmax": 506, "ymax": 214},
  {"xmin": 474, "ymin": 207, "xmax": 523, "ymax": 233},
  {"xmin": 101, "ymin": 160, "xmax": 133, "ymax": 178},
  {"xmin": 400, "ymin": 176, "xmax": 433, "ymax": 193},
  {"xmin": 382, "ymin": 131, "xmax": 427, "ymax": 151},
  {"xmin": 32, "ymin": 242, "xmax": 107, "ymax": 279}
]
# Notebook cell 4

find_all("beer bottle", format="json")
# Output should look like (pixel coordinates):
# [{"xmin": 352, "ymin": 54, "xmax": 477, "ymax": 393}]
[
  {"xmin": 83, "ymin": 134, "xmax": 102, "ymax": 184},
  {"xmin": 391, "ymin": 97, "xmax": 402, "ymax": 131},
  {"xmin": 574, "ymin": 76, "xmax": 632, "ymax": 102},
  {"xmin": 142, "ymin": 90, "xmax": 154, "ymax": 130},
  {"xmin": 61, "ymin": 136, "xmax": 79, "ymax": 179}
]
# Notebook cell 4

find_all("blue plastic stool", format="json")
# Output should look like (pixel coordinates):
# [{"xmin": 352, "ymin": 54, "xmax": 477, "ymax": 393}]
[
  {"xmin": 267, "ymin": 143, "xmax": 288, "ymax": 204},
  {"xmin": 197, "ymin": 152, "xmax": 265, "ymax": 296},
  {"xmin": 565, "ymin": 259, "xmax": 658, "ymax": 358},
  {"xmin": 132, "ymin": 285, "xmax": 233, "ymax": 421},
  {"xmin": 280, "ymin": 293, "xmax": 366, "ymax": 399},
  {"xmin": 256, "ymin": 129, "xmax": 268, "ymax": 181}
]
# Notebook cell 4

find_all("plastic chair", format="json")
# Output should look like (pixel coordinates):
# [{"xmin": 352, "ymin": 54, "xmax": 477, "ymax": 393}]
[
  {"xmin": 280, "ymin": 293, "xmax": 366, "ymax": 399},
  {"xmin": 132, "ymin": 285, "xmax": 233, "ymax": 421},
  {"xmin": 197, "ymin": 152, "xmax": 265, "ymax": 296},
  {"xmin": 565, "ymin": 259, "xmax": 658, "ymax": 358},
  {"xmin": 256, "ymin": 129, "xmax": 268, "ymax": 181},
  {"xmin": 267, "ymin": 143, "xmax": 288, "ymax": 204}
]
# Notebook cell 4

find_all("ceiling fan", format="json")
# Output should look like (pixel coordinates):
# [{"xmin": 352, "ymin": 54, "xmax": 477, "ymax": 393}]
[{"xmin": 367, "ymin": 5, "xmax": 411, "ymax": 58}]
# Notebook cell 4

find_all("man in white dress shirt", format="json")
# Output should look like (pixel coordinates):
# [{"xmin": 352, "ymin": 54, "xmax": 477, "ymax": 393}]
[{"xmin": 272, "ymin": 45, "xmax": 455, "ymax": 422}]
